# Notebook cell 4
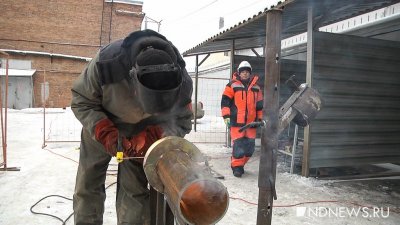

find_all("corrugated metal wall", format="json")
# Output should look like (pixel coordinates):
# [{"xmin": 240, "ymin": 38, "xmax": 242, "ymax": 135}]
[
  {"xmin": 310, "ymin": 31, "xmax": 400, "ymax": 168},
  {"xmin": 234, "ymin": 31, "xmax": 400, "ymax": 170}
]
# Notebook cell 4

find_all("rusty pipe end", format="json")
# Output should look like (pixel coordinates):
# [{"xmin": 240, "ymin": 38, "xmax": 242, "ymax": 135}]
[{"xmin": 179, "ymin": 179, "xmax": 229, "ymax": 225}]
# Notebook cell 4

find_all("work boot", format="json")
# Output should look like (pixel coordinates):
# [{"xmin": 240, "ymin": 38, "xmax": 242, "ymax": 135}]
[{"xmin": 232, "ymin": 166, "xmax": 244, "ymax": 177}]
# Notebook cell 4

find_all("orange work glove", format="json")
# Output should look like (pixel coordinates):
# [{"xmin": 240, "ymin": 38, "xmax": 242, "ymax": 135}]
[
  {"xmin": 94, "ymin": 118, "xmax": 119, "ymax": 156},
  {"xmin": 124, "ymin": 125, "xmax": 164, "ymax": 158},
  {"xmin": 94, "ymin": 118, "xmax": 138, "ymax": 157},
  {"xmin": 123, "ymin": 130, "xmax": 147, "ymax": 157}
]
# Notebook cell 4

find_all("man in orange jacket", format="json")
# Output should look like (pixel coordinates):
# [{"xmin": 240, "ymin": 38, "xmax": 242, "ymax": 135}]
[{"xmin": 221, "ymin": 61, "xmax": 263, "ymax": 177}]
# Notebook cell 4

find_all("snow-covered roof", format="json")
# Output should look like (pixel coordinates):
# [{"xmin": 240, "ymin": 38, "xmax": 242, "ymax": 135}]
[
  {"xmin": 0, "ymin": 49, "xmax": 92, "ymax": 61},
  {"xmin": 183, "ymin": 0, "xmax": 399, "ymax": 56},
  {"xmin": 0, "ymin": 68, "xmax": 36, "ymax": 77},
  {"xmin": 105, "ymin": 0, "xmax": 143, "ymax": 5}
]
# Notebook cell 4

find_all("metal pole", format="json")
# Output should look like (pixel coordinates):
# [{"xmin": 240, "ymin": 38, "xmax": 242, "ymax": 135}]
[
  {"xmin": 156, "ymin": 191, "xmax": 165, "ymax": 225},
  {"xmin": 4, "ymin": 57, "xmax": 8, "ymax": 167},
  {"xmin": 42, "ymin": 70, "xmax": 47, "ymax": 149},
  {"xmin": 108, "ymin": 0, "xmax": 114, "ymax": 42},
  {"xmin": 257, "ymin": 9, "xmax": 282, "ymax": 225},
  {"xmin": 194, "ymin": 55, "xmax": 199, "ymax": 132},
  {"xmin": 0, "ymin": 61, "xmax": 4, "ymax": 169},
  {"xmin": 0, "ymin": 57, "xmax": 7, "ymax": 168},
  {"xmin": 0, "ymin": 51, "xmax": 20, "ymax": 171},
  {"xmin": 290, "ymin": 124, "xmax": 299, "ymax": 174},
  {"xmin": 227, "ymin": 39, "xmax": 235, "ymax": 148}
]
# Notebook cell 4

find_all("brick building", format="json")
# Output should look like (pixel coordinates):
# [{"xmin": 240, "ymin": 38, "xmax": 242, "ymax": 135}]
[{"xmin": 0, "ymin": 0, "xmax": 144, "ymax": 108}]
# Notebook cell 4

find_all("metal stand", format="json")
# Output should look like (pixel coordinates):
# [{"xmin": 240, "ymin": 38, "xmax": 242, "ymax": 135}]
[
  {"xmin": 150, "ymin": 187, "xmax": 174, "ymax": 225},
  {"xmin": 0, "ymin": 166, "xmax": 20, "ymax": 171}
]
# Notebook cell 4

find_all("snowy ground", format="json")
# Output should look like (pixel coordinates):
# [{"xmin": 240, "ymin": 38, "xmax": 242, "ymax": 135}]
[{"xmin": 0, "ymin": 108, "xmax": 399, "ymax": 225}]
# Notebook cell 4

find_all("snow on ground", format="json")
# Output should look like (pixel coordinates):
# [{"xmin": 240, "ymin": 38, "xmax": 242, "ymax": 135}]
[{"xmin": 0, "ymin": 108, "xmax": 399, "ymax": 225}]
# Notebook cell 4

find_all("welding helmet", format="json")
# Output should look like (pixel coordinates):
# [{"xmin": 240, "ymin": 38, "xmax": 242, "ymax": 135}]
[{"xmin": 130, "ymin": 46, "xmax": 182, "ymax": 113}]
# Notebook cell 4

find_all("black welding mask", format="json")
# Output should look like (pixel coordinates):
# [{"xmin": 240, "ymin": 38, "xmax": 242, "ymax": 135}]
[{"xmin": 130, "ymin": 47, "xmax": 182, "ymax": 114}]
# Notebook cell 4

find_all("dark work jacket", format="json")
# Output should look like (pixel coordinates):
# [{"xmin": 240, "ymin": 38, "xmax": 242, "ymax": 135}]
[{"xmin": 71, "ymin": 29, "xmax": 193, "ymax": 138}]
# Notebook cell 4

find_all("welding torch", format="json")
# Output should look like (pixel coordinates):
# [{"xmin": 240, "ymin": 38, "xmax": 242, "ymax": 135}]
[
  {"xmin": 116, "ymin": 136, "xmax": 124, "ymax": 163},
  {"xmin": 116, "ymin": 135, "xmax": 145, "ymax": 162}
]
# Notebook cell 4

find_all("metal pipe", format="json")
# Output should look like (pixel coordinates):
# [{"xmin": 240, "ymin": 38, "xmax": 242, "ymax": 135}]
[
  {"xmin": 158, "ymin": 150, "xmax": 227, "ymax": 225},
  {"xmin": 144, "ymin": 137, "xmax": 229, "ymax": 225}
]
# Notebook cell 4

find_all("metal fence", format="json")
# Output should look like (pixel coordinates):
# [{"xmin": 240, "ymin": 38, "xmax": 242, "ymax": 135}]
[
  {"xmin": 42, "ymin": 107, "xmax": 82, "ymax": 148},
  {"xmin": 42, "ymin": 68, "xmax": 231, "ymax": 147},
  {"xmin": 186, "ymin": 70, "xmax": 230, "ymax": 144}
]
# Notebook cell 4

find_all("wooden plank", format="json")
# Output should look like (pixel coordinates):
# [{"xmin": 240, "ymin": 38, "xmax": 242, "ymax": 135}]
[
  {"xmin": 314, "ymin": 54, "xmax": 400, "ymax": 72},
  {"xmin": 315, "ymin": 80, "xmax": 400, "ymax": 97},
  {"xmin": 311, "ymin": 120, "xmax": 400, "ymax": 133},
  {"xmin": 319, "ymin": 94, "xmax": 400, "ymax": 109},
  {"xmin": 314, "ymin": 67, "xmax": 399, "ymax": 85},
  {"xmin": 310, "ymin": 156, "xmax": 400, "ymax": 168},
  {"xmin": 314, "ymin": 31, "xmax": 400, "ymax": 60},
  {"xmin": 317, "ymin": 171, "xmax": 400, "ymax": 180},
  {"xmin": 315, "ymin": 107, "xmax": 400, "ymax": 121},
  {"xmin": 311, "ymin": 144, "xmax": 400, "ymax": 156}
]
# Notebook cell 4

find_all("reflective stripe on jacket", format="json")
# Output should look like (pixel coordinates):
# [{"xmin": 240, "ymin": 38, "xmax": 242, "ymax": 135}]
[{"xmin": 221, "ymin": 72, "xmax": 263, "ymax": 128}]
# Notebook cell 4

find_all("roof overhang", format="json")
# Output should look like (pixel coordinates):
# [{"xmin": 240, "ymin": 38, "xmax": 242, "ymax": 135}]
[
  {"xmin": 183, "ymin": 0, "xmax": 400, "ymax": 56},
  {"xmin": 0, "ymin": 68, "xmax": 36, "ymax": 77}
]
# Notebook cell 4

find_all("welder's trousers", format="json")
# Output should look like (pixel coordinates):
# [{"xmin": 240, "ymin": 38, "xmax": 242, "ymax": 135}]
[
  {"xmin": 231, "ymin": 137, "xmax": 255, "ymax": 168},
  {"xmin": 73, "ymin": 129, "xmax": 150, "ymax": 225}
]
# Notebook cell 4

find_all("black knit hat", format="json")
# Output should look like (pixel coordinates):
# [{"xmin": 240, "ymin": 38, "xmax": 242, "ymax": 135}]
[{"xmin": 135, "ymin": 47, "xmax": 181, "ymax": 90}]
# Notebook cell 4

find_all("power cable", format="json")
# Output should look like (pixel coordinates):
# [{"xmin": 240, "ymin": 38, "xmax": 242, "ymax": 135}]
[
  {"xmin": 169, "ymin": 0, "xmax": 219, "ymax": 23},
  {"xmin": 229, "ymin": 196, "xmax": 400, "ymax": 213},
  {"xmin": 168, "ymin": 0, "xmax": 266, "ymax": 27},
  {"xmin": 31, "ymin": 147, "xmax": 118, "ymax": 224},
  {"xmin": 30, "ymin": 182, "xmax": 117, "ymax": 225},
  {"xmin": 30, "ymin": 195, "xmax": 73, "ymax": 225}
]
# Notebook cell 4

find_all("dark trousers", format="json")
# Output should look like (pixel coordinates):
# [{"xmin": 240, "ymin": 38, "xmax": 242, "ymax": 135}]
[
  {"xmin": 231, "ymin": 137, "xmax": 255, "ymax": 168},
  {"xmin": 73, "ymin": 129, "xmax": 150, "ymax": 225}
]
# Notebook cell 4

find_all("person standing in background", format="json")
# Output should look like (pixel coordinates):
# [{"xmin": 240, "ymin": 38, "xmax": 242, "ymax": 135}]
[{"xmin": 221, "ymin": 61, "xmax": 263, "ymax": 177}]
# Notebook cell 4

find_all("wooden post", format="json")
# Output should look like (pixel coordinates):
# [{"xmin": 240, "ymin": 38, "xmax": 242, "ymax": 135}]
[
  {"xmin": 302, "ymin": 6, "xmax": 314, "ymax": 177},
  {"xmin": 257, "ymin": 9, "xmax": 282, "ymax": 225}
]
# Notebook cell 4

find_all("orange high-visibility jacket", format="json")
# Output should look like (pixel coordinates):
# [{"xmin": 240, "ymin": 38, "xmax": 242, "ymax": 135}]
[{"xmin": 221, "ymin": 72, "xmax": 263, "ymax": 128}]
